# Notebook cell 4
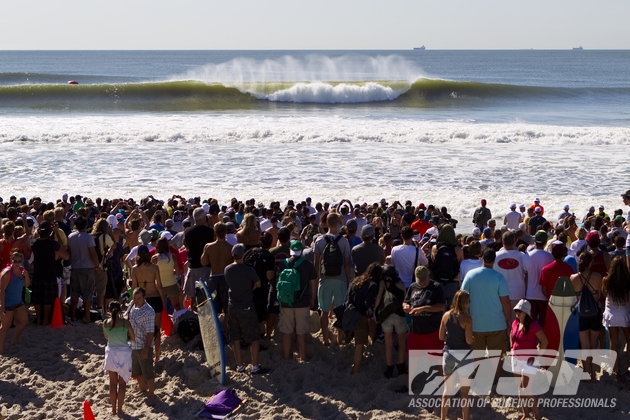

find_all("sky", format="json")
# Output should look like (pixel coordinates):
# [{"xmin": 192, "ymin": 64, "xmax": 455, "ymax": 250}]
[{"xmin": 1, "ymin": 0, "xmax": 629, "ymax": 50}]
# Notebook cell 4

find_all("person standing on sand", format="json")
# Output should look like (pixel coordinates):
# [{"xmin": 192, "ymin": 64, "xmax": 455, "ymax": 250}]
[
  {"xmin": 103, "ymin": 300, "xmax": 135, "ymax": 416},
  {"xmin": 0, "ymin": 250, "xmax": 30, "ymax": 355},
  {"xmin": 313, "ymin": 213, "xmax": 352, "ymax": 346},
  {"xmin": 128, "ymin": 287, "xmax": 156, "ymax": 406},
  {"xmin": 224, "ymin": 244, "xmax": 269, "ymax": 375},
  {"xmin": 68, "ymin": 216, "xmax": 101, "ymax": 324},
  {"xmin": 131, "ymin": 245, "xmax": 164, "ymax": 362},
  {"xmin": 278, "ymin": 241, "xmax": 317, "ymax": 362},
  {"xmin": 200, "ymin": 222, "xmax": 235, "ymax": 316},
  {"xmin": 183, "ymin": 208, "xmax": 215, "ymax": 305}
]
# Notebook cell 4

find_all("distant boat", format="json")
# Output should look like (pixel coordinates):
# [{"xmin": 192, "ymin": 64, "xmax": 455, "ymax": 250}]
[
  {"xmin": 413, "ymin": 45, "xmax": 426, "ymax": 50},
  {"xmin": 572, "ymin": 46, "xmax": 583, "ymax": 51}
]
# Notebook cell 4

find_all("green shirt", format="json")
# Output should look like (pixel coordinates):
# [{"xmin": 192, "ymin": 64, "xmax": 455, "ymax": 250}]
[{"xmin": 104, "ymin": 319, "xmax": 129, "ymax": 347}]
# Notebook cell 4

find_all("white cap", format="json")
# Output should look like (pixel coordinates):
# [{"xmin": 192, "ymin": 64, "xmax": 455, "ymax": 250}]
[
  {"xmin": 160, "ymin": 231, "xmax": 173, "ymax": 241},
  {"xmin": 534, "ymin": 197, "xmax": 540, "ymax": 202},
  {"xmin": 563, "ymin": 204, "xmax": 570, "ymax": 210},
  {"xmin": 510, "ymin": 203, "xmax": 516, "ymax": 209}
]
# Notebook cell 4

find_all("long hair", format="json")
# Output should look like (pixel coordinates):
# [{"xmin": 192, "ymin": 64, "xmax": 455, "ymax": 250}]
[
  {"xmin": 603, "ymin": 257, "xmax": 630, "ymax": 306},
  {"xmin": 241, "ymin": 213, "xmax": 258, "ymax": 236},
  {"xmin": 136, "ymin": 251, "xmax": 152, "ymax": 266},
  {"xmin": 521, "ymin": 313, "xmax": 533, "ymax": 336},
  {"xmin": 450, "ymin": 290, "xmax": 470, "ymax": 319},
  {"xmin": 352, "ymin": 263, "xmax": 382, "ymax": 290},
  {"xmin": 108, "ymin": 301, "xmax": 121, "ymax": 330},
  {"xmin": 578, "ymin": 252, "xmax": 593, "ymax": 273},
  {"xmin": 91, "ymin": 218, "xmax": 110, "ymax": 235},
  {"xmin": 155, "ymin": 237, "xmax": 171, "ymax": 263}
]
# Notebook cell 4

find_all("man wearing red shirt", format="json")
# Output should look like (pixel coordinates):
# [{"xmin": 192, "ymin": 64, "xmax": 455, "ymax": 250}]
[
  {"xmin": 410, "ymin": 210, "xmax": 431, "ymax": 237},
  {"xmin": 529, "ymin": 197, "xmax": 545, "ymax": 217},
  {"xmin": 539, "ymin": 242, "xmax": 574, "ymax": 298}
]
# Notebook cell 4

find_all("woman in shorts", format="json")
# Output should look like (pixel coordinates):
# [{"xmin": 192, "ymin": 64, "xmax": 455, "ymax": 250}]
[
  {"xmin": 131, "ymin": 245, "xmax": 164, "ymax": 362},
  {"xmin": 510, "ymin": 299, "xmax": 548, "ymax": 420},
  {"xmin": 601, "ymin": 256, "xmax": 630, "ymax": 379},
  {"xmin": 151, "ymin": 236, "xmax": 181, "ymax": 312},
  {"xmin": 374, "ymin": 265, "xmax": 407, "ymax": 378},
  {"xmin": 103, "ymin": 300, "xmax": 135, "ymax": 415},
  {"xmin": 0, "ymin": 250, "xmax": 30, "ymax": 354},
  {"xmin": 570, "ymin": 252, "xmax": 602, "ymax": 381},
  {"xmin": 438, "ymin": 290, "xmax": 474, "ymax": 420}
]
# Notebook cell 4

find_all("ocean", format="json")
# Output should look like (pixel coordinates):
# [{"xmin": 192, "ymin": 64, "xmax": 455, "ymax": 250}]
[{"xmin": 1, "ymin": 50, "xmax": 629, "ymax": 226}]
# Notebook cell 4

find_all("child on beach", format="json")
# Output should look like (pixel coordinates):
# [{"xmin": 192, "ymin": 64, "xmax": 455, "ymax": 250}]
[
  {"xmin": 0, "ymin": 250, "xmax": 30, "ymax": 355},
  {"xmin": 103, "ymin": 300, "xmax": 135, "ymax": 416},
  {"xmin": 510, "ymin": 299, "xmax": 548, "ymax": 420}
]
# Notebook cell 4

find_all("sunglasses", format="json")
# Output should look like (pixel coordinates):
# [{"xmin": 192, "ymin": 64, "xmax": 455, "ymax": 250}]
[
  {"xmin": 514, "ymin": 309, "xmax": 523, "ymax": 314},
  {"xmin": 12, "ymin": 259, "xmax": 23, "ymax": 264}
]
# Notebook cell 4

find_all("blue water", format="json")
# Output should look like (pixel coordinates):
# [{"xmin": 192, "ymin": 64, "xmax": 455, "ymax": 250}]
[{"xmin": 1, "ymin": 50, "xmax": 630, "ymax": 125}]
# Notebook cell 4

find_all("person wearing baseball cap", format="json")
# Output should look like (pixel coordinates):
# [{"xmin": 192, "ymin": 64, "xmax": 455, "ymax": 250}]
[
  {"xmin": 278, "ymin": 240, "xmax": 317, "ymax": 362},
  {"xmin": 527, "ymin": 207, "xmax": 547, "ymax": 236},
  {"xmin": 473, "ymin": 199, "xmax": 492, "ymax": 231},
  {"xmin": 596, "ymin": 205, "xmax": 608, "ymax": 218},
  {"xmin": 504, "ymin": 203, "xmax": 523, "ymax": 230},
  {"xmin": 529, "ymin": 198, "xmax": 544, "ymax": 216},
  {"xmin": 558, "ymin": 205, "xmax": 572, "ymax": 224}
]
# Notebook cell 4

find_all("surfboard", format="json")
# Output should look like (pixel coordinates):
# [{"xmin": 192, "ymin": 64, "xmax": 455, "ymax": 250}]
[
  {"xmin": 544, "ymin": 276, "xmax": 579, "ymax": 387},
  {"xmin": 195, "ymin": 280, "xmax": 226, "ymax": 385}
]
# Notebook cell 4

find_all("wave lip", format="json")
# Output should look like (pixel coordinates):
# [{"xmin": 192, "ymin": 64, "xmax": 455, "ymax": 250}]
[{"xmin": 265, "ymin": 81, "xmax": 403, "ymax": 103}]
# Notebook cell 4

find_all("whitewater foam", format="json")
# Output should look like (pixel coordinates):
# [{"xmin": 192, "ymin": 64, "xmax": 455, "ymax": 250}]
[
  {"xmin": 0, "ymin": 113, "xmax": 628, "ymax": 233},
  {"xmin": 265, "ymin": 82, "xmax": 401, "ymax": 103}
]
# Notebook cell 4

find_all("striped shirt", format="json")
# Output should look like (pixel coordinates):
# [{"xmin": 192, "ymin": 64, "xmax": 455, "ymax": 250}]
[{"xmin": 129, "ymin": 302, "xmax": 155, "ymax": 351}]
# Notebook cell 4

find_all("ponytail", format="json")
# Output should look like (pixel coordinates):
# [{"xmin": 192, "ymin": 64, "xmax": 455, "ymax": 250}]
[{"xmin": 108, "ymin": 301, "xmax": 121, "ymax": 330}]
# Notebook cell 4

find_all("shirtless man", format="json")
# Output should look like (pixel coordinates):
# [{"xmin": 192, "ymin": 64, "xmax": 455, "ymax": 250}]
[
  {"xmin": 200, "ymin": 222, "xmax": 233, "ymax": 315},
  {"xmin": 125, "ymin": 213, "xmax": 143, "ymax": 252},
  {"xmin": 131, "ymin": 245, "xmax": 164, "ymax": 362}
]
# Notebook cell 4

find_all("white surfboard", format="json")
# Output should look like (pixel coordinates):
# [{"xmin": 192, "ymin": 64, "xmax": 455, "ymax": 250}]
[{"xmin": 196, "ymin": 280, "xmax": 226, "ymax": 385}]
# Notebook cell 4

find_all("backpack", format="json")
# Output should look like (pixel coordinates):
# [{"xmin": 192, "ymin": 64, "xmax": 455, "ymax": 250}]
[
  {"xmin": 376, "ymin": 283, "xmax": 402, "ymax": 324},
  {"xmin": 276, "ymin": 257, "xmax": 305, "ymax": 307},
  {"xmin": 473, "ymin": 207, "xmax": 485, "ymax": 224},
  {"xmin": 177, "ymin": 314, "xmax": 201, "ymax": 343},
  {"xmin": 304, "ymin": 224, "xmax": 318, "ymax": 247},
  {"xmin": 433, "ymin": 244, "xmax": 459, "ymax": 281},
  {"xmin": 577, "ymin": 273, "xmax": 600, "ymax": 319},
  {"xmin": 321, "ymin": 235, "xmax": 343, "ymax": 277},
  {"xmin": 342, "ymin": 303, "xmax": 362, "ymax": 333}
]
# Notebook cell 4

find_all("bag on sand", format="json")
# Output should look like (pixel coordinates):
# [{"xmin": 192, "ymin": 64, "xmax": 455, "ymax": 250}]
[
  {"xmin": 197, "ymin": 389, "xmax": 247, "ymax": 419},
  {"xmin": 175, "ymin": 311, "xmax": 201, "ymax": 343}
]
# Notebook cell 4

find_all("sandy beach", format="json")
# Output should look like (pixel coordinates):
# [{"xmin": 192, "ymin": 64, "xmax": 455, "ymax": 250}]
[{"xmin": 1, "ymin": 308, "xmax": 629, "ymax": 420}]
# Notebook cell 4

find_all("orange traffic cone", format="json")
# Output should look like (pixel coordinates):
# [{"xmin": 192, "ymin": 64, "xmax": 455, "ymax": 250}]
[
  {"xmin": 161, "ymin": 309, "xmax": 173, "ymax": 337},
  {"xmin": 83, "ymin": 399, "xmax": 96, "ymax": 420},
  {"xmin": 48, "ymin": 297, "xmax": 64, "ymax": 330}
]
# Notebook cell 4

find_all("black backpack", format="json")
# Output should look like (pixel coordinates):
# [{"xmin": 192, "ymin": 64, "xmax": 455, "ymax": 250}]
[
  {"xmin": 178, "ymin": 316, "xmax": 201, "ymax": 343},
  {"xmin": 321, "ymin": 235, "xmax": 344, "ymax": 277},
  {"xmin": 376, "ymin": 284, "xmax": 402, "ymax": 324},
  {"xmin": 433, "ymin": 244, "xmax": 459, "ymax": 281},
  {"xmin": 577, "ymin": 273, "xmax": 600, "ymax": 319}
]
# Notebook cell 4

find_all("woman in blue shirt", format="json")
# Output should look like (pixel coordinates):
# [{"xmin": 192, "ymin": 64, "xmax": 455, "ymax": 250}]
[{"xmin": 0, "ymin": 250, "xmax": 31, "ymax": 355}]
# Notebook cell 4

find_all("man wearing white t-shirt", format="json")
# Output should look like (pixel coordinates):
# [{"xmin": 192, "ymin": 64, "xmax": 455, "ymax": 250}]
[
  {"xmin": 526, "ymin": 231, "xmax": 554, "ymax": 327},
  {"xmin": 503, "ymin": 204, "xmax": 523, "ymax": 230},
  {"xmin": 390, "ymin": 227, "xmax": 428, "ymax": 288},
  {"xmin": 493, "ymin": 231, "xmax": 528, "ymax": 320}
]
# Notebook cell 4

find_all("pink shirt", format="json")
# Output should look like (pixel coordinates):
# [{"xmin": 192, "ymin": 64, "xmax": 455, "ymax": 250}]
[{"xmin": 511, "ymin": 319, "xmax": 541, "ymax": 359}]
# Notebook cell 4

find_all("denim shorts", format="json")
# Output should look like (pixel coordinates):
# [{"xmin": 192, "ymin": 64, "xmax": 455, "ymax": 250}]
[{"xmin": 443, "ymin": 349, "xmax": 474, "ymax": 376}]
